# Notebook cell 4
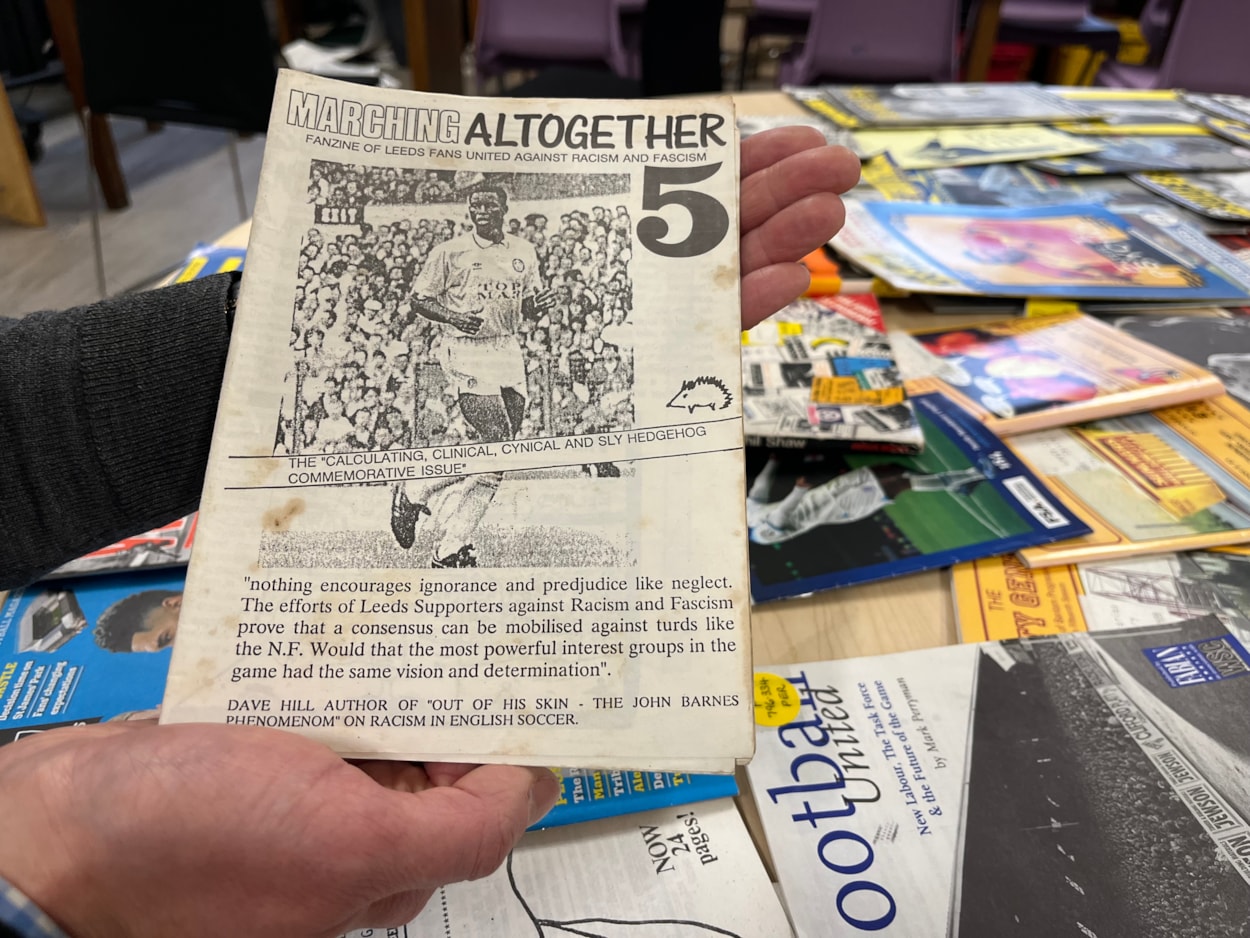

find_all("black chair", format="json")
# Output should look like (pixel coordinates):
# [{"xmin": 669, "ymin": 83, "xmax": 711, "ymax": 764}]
[{"xmin": 72, "ymin": 0, "xmax": 279, "ymax": 294}]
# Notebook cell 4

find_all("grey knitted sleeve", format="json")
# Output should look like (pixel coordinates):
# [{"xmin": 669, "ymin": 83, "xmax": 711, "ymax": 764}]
[{"xmin": 0, "ymin": 273, "xmax": 238, "ymax": 589}]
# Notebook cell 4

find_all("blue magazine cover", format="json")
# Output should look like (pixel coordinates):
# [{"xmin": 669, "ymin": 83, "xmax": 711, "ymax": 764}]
[
  {"xmin": 746, "ymin": 392, "xmax": 1091, "ymax": 603},
  {"xmin": 172, "ymin": 243, "xmax": 246, "ymax": 281},
  {"xmin": 835, "ymin": 199, "xmax": 1250, "ymax": 300},
  {"xmin": 0, "ymin": 568, "xmax": 185, "ymax": 743},
  {"xmin": 530, "ymin": 768, "xmax": 739, "ymax": 831}
]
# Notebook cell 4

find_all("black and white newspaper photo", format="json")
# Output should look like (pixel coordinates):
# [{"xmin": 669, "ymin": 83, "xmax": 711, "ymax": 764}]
[
  {"xmin": 159, "ymin": 71, "xmax": 752, "ymax": 773},
  {"xmin": 749, "ymin": 621, "xmax": 1250, "ymax": 937}
]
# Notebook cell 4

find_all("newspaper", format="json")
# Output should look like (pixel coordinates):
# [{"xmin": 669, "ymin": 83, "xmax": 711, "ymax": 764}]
[
  {"xmin": 159, "ymin": 71, "xmax": 752, "ymax": 772},
  {"xmin": 748, "ymin": 620, "xmax": 1250, "ymax": 936},
  {"xmin": 342, "ymin": 798, "xmax": 795, "ymax": 937}
]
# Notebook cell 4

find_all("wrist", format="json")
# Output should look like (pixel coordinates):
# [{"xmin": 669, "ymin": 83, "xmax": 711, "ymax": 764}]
[
  {"xmin": 0, "ymin": 744, "xmax": 102, "ymax": 938},
  {"xmin": 0, "ymin": 872, "xmax": 73, "ymax": 938}
]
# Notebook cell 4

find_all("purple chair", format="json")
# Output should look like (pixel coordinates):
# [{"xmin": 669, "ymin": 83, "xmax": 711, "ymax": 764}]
[
  {"xmin": 737, "ymin": 0, "xmax": 815, "ymax": 89},
  {"xmin": 1098, "ymin": 0, "xmax": 1250, "ymax": 95},
  {"xmin": 474, "ymin": 0, "xmax": 633, "ymax": 84},
  {"xmin": 777, "ymin": 0, "xmax": 961, "ymax": 85},
  {"xmin": 996, "ymin": 0, "xmax": 1121, "ymax": 85},
  {"xmin": 1138, "ymin": 0, "xmax": 1179, "ymax": 62}
]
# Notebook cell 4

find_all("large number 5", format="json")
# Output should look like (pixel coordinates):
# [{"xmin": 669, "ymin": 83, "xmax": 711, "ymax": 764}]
[{"xmin": 637, "ymin": 163, "xmax": 731, "ymax": 259}]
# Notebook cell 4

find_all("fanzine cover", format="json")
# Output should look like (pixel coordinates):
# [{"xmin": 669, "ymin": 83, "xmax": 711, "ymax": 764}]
[
  {"xmin": 364, "ymin": 799, "xmax": 794, "ymax": 937},
  {"xmin": 1030, "ymin": 133, "xmax": 1250, "ymax": 175},
  {"xmin": 818, "ymin": 82, "xmax": 1095, "ymax": 126},
  {"xmin": 834, "ymin": 200, "xmax": 1250, "ymax": 300},
  {"xmin": 532, "ymin": 767, "xmax": 737, "ymax": 830},
  {"xmin": 748, "ymin": 619, "xmax": 1250, "ymax": 937},
  {"xmin": 0, "ymin": 566, "xmax": 732, "ymax": 826},
  {"xmin": 954, "ymin": 549, "xmax": 1250, "ymax": 642},
  {"xmin": 159, "ymin": 71, "xmax": 753, "ymax": 772},
  {"xmin": 746, "ymin": 391, "xmax": 1089, "ymax": 604},
  {"xmin": 1010, "ymin": 395, "xmax": 1250, "ymax": 568},
  {"xmin": 851, "ymin": 158, "xmax": 1243, "ymax": 235},
  {"xmin": 1114, "ymin": 313, "xmax": 1250, "ymax": 406},
  {"xmin": 786, "ymin": 85, "xmax": 862, "ymax": 128},
  {"xmin": 742, "ymin": 295, "xmax": 923, "ymax": 454},
  {"xmin": 736, "ymin": 112, "xmax": 872, "ymax": 157},
  {"xmin": 1204, "ymin": 117, "xmax": 1250, "ymax": 150},
  {"xmin": 890, "ymin": 312, "xmax": 1224, "ymax": 436},
  {"xmin": 1132, "ymin": 170, "xmax": 1250, "ymax": 222},
  {"xmin": 849, "ymin": 124, "xmax": 1097, "ymax": 170},
  {"xmin": 43, "ymin": 514, "xmax": 198, "ymax": 579},
  {"xmin": 1186, "ymin": 91, "xmax": 1250, "ymax": 127},
  {"xmin": 0, "ymin": 568, "xmax": 186, "ymax": 743},
  {"xmin": 1051, "ymin": 87, "xmax": 1207, "ymax": 129}
]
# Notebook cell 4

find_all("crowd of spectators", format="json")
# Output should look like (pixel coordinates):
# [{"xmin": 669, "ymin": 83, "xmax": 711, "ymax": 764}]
[
  {"xmin": 1032, "ymin": 640, "xmax": 1250, "ymax": 938},
  {"xmin": 275, "ymin": 162, "xmax": 636, "ymax": 455}
]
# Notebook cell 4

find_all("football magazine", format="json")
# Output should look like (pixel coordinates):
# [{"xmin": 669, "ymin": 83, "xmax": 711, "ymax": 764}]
[
  {"xmin": 891, "ymin": 312, "xmax": 1224, "ymax": 435},
  {"xmin": 159, "ymin": 71, "xmax": 753, "ymax": 772},
  {"xmin": 746, "ymin": 391, "xmax": 1088, "ymax": 604},
  {"xmin": 748, "ymin": 620, "xmax": 1250, "ymax": 936},
  {"xmin": 812, "ymin": 82, "xmax": 1096, "ymax": 127},
  {"xmin": 953, "ymin": 549, "xmax": 1250, "ymax": 642},
  {"xmin": 1114, "ymin": 313, "xmax": 1250, "ymax": 406},
  {"xmin": 1030, "ymin": 133, "xmax": 1250, "ymax": 175},
  {"xmin": 1132, "ymin": 170, "xmax": 1250, "ymax": 222},
  {"xmin": 834, "ymin": 200, "xmax": 1250, "ymax": 300},
  {"xmin": 1011, "ymin": 395, "xmax": 1250, "ymax": 568},
  {"xmin": 742, "ymin": 294, "xmax": 923, "ymax": 454}
]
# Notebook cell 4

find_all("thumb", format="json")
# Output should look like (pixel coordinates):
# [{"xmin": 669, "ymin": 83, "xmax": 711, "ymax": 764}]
[{"xmin": 378, "ymin": 765, "xmax": 558, "ymax": 888}]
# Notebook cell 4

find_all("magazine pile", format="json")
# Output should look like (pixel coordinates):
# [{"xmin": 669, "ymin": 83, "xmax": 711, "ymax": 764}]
[{"xmin": 726, "ymin": 81, "xmax": 1250, "ymax": 607}]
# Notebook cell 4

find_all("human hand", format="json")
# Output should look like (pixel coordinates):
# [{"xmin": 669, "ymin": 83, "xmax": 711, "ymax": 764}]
[
  {"xmin": 0, "ymin": 721, "xmax": 558, "ymax": 938},
  {"xmin": 448, "ymin": 308, "xmax": 484, "ymax": 334},
  {"xmin": 523, "ymin": 288, "xmax": 559, "ymax": 317},
  {"xmin": 740, "ymin": 126, "xmax": 861, "ymax": 330}
]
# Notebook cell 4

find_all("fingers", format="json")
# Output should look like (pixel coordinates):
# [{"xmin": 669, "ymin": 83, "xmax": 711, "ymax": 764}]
[
  {"xmin": 351, "ymin": 760, "xmax": 433, "ymax": 793},
  {"xmin": 740, "ymin": 125, "xmax": 827, "ymax": 177},
  {"xmin": 422, "ymin": 762, "xmax": 489, "ymax": 787},
  {"xmin": 345, "ymin": 889, "xmax": 436, "ymax": 933},
  {"xmin": 741, "ymin": 264, "xmax": 811, "ymax": 331},
  {"xmin": 741, "ymin": 191, "xmax": 846, "ymax": 278},
  {"xmin": 376, "ymin": 765, "xmax": 558, "ymax": 887},
  {"xmin": 740, "ymin": 144, "xmax": 860, "ymax": 234}
]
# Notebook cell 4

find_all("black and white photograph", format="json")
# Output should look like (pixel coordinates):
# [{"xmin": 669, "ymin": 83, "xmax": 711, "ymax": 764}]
[
  {"xmin": 1114, "ymin": 314, "xmax": 1250, "ymax": 405},
  {"xmin": 1032, "ymin": 135, "xmax": 1250, "ymax": 175},
  {"xmin": 958, "ymin": 623, "xmax": 1250, "ymax": 938},
  {"xmin": 1132, "ymin": 170, "xmax": 1250, "ymax": 222},
  {"xmin": 824, "ymin": 83, "xmax": 1094, "ymax": 126},
  {"xmin": 268, "ymin": 159, "xmax": 639, "ymax": 570}
]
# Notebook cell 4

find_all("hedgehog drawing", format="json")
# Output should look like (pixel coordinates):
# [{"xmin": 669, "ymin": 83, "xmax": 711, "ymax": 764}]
[{"xmin": 667, "ymin": 376, "xmax": 732, "ymax": 413}]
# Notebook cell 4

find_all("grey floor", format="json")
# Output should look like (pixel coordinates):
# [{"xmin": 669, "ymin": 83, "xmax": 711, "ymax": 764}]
[{"xmin": 2, "ymin": 85, "xmax": 266, "ymax": 318}]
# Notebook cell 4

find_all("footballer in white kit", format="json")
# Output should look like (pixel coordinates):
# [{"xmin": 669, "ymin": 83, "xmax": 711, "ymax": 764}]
[
  {"xmin": 747, "ymin": 456, "xmax": 988, "ymax": 545},
  {"xmin": 390, "ymin": 185, "xmax": 556, "ymax": 566}
]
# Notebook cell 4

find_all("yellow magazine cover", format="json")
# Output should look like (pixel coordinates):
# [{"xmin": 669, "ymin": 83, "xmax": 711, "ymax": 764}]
[
  {"xmin": 1012, "ymin": 394, "xmax": 1250, "ymax": 567},
  {"xmin": 850, "ymin": 124, "xmax": 1099, "ymax": 170},
  {"xmin": 892, "ymin": 312, "xmax": 1224, "ymax": 435},
  {"xmin": 953, "ymin": 554, "xmax": 1086, "ymax": 642},
  {"xmin": 955, "ymin": 549, "xmax": 1250, "ymax": 641}
]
